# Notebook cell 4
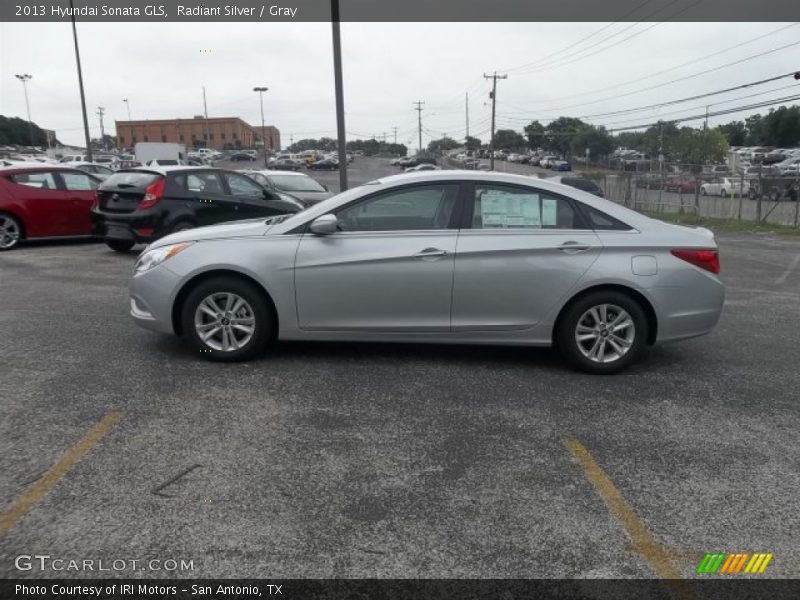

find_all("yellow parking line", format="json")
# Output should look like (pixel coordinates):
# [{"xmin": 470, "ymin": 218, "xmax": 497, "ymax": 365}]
[
  {"xmin": 564, "ymin": 438, "xmax": 695, "ymax": 599},
  {"xmin": 0, "ymin": 411, "xmax": 121, "ymax": 537}
]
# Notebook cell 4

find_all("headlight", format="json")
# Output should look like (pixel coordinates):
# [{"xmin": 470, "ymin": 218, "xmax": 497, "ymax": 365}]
[{"xmin": 133, "ymin": 242, "xmax": 194, "ymax": 275}]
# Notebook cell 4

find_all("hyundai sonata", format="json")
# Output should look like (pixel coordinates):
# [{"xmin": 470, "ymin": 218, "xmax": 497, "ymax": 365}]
[{"xmin": 128, "ymin": 171, "xmax": 724, "ymax": 373}]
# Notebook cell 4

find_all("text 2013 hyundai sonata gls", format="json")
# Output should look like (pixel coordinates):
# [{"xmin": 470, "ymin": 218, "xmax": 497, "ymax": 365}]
[{"xmin": 129, "ymin": 171, "xmax": 724, "ymax": 373}]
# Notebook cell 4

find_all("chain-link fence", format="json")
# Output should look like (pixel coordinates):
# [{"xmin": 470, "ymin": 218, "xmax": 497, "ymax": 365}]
[{"xmin": 444, "ymin": 156, "xmax": 800, "ymax": 227}]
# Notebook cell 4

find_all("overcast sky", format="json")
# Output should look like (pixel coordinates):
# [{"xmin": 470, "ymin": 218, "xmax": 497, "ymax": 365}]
[{"xmin": 1, "ymin": 21, "xmax": 798, "ymax": 149}]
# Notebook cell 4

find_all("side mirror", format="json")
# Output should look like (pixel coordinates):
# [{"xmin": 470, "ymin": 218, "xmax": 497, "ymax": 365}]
[
  {"xmin": 262, "ymin": 189, "xmax": 279, "ymax": 201},
  {"xmin": 309, "ymin": 213, "xmax": 339, "ymax": 235},
  {"xmin": 322, "ymin": 184, "xmax": 329, "ymax": 192}
]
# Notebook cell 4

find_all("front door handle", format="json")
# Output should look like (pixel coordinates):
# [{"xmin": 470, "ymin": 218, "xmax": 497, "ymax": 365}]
[
  {"xmin": 558, "ymin": 241, "xmax": 592, "ymax": 253},
  {"xmin": 414, "ymin": 247, "xmax": 449, "ymax": 259}
]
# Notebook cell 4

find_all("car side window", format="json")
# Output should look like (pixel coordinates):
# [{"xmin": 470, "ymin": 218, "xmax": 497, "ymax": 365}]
[
  {"xmin": 226, "ymin": 173, "xmax": 263, "ymax": 197},
  {"xmin": 471, "ymin": 184, "xmax": 587, "ymax": 230},
  {"xmin": 10, "ymin": 171, "xmax": 58, "ymax": 190},
  {"xmin": 581, "ymin": 205, "xmax": 633, "ymax": 231},
  {"xmin": 61, "ymin": 172, "xmax": 98, "ymax": 191},
  {"xmin": 335, "ymin": 184, "xmax": 459, "ymax": 232},
  {"xmin": 176, "ymin": 172, "xmax": 224, "ymax": 194}
]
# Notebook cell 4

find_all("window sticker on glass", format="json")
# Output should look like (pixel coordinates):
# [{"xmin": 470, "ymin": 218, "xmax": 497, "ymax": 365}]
[
  {"xmin": 542, "ymin": 198, "xmax": 558, "ymax": 227},
  {"xmin": 480, "ymin": 192, "xmax": 541, "ymax": 228}
]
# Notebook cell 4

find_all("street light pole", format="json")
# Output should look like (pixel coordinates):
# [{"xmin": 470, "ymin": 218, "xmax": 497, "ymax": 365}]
[
  {"xmin": 122, "ymin": 98, "xmax": 131, "ymax": 121},
  {"xmin": 253, "ymin": 87, "xmax": 269, "ymax": 169},
  {"xmin": 14, "ymin": 74, "xmax": 34, "ymax": 147},
  {"xmin": 331, "ymin": 0, "xmax": 348, "ymax": 191},
  {"xmin": 69, "ymin": 0, "xmax": 92, "ymax": 162}
]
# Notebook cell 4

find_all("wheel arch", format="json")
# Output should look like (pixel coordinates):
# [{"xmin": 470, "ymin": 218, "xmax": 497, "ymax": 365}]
[
  {"xmin": 553, "ymin": 283, "xmax": 658, "ymax": 346},
  {"xmin": 171, "ymin": 268, "xmax": 278, "ymax": 337}
]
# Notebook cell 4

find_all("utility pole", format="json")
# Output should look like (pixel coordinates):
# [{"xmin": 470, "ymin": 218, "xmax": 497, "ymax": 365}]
[
  {"xmin": 413, "ymin": 101, "xmax": 425, "ymax": 155},
  {"xmin": 484, "ymin": 72, "xmax": 507, "ymax": 170},
  {"xmin": 331, "ymin": 0, "xmax": 348, "ymax": 191},
  {"xmin": 122, "ymin": 98, "xmax": 131, "ymax": 121},
  {"xmin": 253, "ymin": 86, "xmax": 269, "ymax": 168},
  {"xmin": 69, "ymin": 0, "xmax": 92, "ymax": 162},
  {"xmin": 392, "ymin": 126, "xmax": 398, "ymax": 144},
  {"xmin": 465, "ymin": 92, "xmax": 469, "ymax": 141},
  {"xmin": 381, "ymin": 132, "xmax": 386, "ymax": 144},
  {"xmin": 96, "ymin": 107, "xmax": 106, "ymax": 150},
  {"xmin": 14, "ymin": 74, "xmax": 34, "ymax": 147}
]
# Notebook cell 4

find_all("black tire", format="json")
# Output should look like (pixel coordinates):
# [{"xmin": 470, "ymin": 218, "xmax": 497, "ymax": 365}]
[
  {"xmin": 556, "ymin": 290, "xmax": 648, "ymax": 375},
  {"xmin": 181, "ymin": 276, "xmax": 274, "ymax": 362},
  {"xmin": 105, "ymin": 239, "xmax": 135, "ymax": 252},
  {"xmin": 720, "ymin": 189, "xmax": 727, "ymax": 198},
  {"xmin": 700, "ymin": 188, "xmax": 707, "ymax": 196},
  {"xmin": 0, "ymin": 213, "xmax": 23, "ymax": 251},
  {"xmin": 171, "ymin": 220, "xmax": 195, "ymax": 233}
]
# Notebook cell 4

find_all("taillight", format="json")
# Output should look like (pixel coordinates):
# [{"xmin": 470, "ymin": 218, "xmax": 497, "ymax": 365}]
[
  {"xmin": 671, "ymin": 248, "xmax": 720, "ymax": 274},
  {"xmin": 137, "ymin": 178, "xmax": 165, "ymax": 210}
]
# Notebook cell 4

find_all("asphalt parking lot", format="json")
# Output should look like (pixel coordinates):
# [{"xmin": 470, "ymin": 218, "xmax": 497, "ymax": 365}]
[{"xmin": 1, "ymin": 157, "xmax": 799, "ymax": 581}]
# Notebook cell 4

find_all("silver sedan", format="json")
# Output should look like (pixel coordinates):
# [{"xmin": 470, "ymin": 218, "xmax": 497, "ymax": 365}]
[{"xmin": 128, "ymin": 171, "xmax": 724, "ymax": 373}]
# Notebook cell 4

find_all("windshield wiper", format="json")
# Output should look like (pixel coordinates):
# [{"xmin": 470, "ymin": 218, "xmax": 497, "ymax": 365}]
[{"xmin": 264, "ymin": 214, "xmax": 292, "ymax": 225}]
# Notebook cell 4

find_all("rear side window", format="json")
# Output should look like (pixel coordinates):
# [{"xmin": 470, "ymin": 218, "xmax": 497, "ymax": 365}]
[
  {"xmin": 61, "ymin": 171, "xmax": 98, "ymax": 191},
  {"xmin": 561, "ymin": 177, "xmax": 603, "ymax": 196},
  {"xmin": 471, "ymin": 184, "xmax": 588, "ymax": 230},
  {"xmin": 9, "ymin": 172, "xmax": 57, "ymax": 189},
  {"xmin": 102, "ymin": 172, "xmax": 161, "ymax": 189},
  {"xmin": 581, "ymin": 205, "xmax": 633, "ymax": 231},
  {"xmin": 173, "ymin": 172, "xmax": 224, "ymax": 194}
]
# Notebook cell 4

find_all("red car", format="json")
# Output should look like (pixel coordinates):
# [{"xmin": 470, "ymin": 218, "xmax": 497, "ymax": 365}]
[
  {"xmin": 664, "ymin": 178, "xmax": 698, "ymax": 194},
  {"xmin": 0, "ymin": 165, "xmax": 101, "ymax": 250}
]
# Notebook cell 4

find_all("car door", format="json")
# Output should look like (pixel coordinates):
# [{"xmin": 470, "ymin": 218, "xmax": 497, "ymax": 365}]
[
  {"xmin": 175, "ymin": 171, "xmax": 235, "ymax": 226},
  {"xmin": 451, "ymin": 182, "xmax": 602, "ymax": 331},
  {"xmin": 5, "ymin": 170, "xmax": 73, "ymax": 237},
  {"xmin": 223, "ymin": 172, "xmax": 288, "ymax": 219},
  {"xmin": 56, "ymin": 170, "xmax": 99, "ymax": 234},
  {"xmin": 294, "ymin": 182, "xmax": 462, "ymax": 332}
]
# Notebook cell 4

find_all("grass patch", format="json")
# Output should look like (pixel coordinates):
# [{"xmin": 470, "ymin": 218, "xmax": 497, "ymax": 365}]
[{"xmin": 642, "ymin": 211, "xmax": 800, "ymax": 236}]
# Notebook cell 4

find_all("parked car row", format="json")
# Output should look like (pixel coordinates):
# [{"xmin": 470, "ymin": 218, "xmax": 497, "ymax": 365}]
[{"xmin": 0, "ymin": 164, "xmax": 307, "ymax": 252}]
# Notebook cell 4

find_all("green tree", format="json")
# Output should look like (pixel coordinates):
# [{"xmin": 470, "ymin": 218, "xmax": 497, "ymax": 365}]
[
  {"xmin": 716, "ymin": 120, "xmax": 747, "ymax": 146},
  {"xmin": 614, "ymin": 131, "xmax": 645, "ymax": 151},
  {"xmin": 464, "ymin": 135, "xmax": 482, "ymax": 152},
  {"xmin": 571, "ymin": 124, "xmax": 614, "ymax": 159},
  {"xmin": 493, "ymin": 129, "xmax": 527, "ymax": 150},
  {"xmin": 674, "ymin": 128, "xmax": 729, "ymax": 168},
  {"xmin": 0, "ymin": 115, "xmax": 50, "ymax": 146},
  {"xmin": 544, "ymin": 117, "xmax": 586, "ymax": 157},
  {"xmin": 523, "ymin": 120, "xmax": 546, "ymax": 149},
  {"xmin": 762, "ymin": 106, "xmax": 800, "ymax": 147},
  {"xmin": 427, "ymin": 136, "xmax": 460, "ymax": 154}
]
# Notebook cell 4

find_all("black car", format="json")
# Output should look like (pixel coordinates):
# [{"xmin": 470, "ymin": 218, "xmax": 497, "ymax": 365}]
[
  {"xmin": 308, "ymin": 159, "xmax": 339, "ymax": 170},
  {"xmin": 91, "ymin": 167, "xmax": 301, "ymax": 252}
]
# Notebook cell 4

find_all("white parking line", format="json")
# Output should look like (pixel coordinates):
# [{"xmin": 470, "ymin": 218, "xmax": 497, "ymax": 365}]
[{"xmin": 776, "ymin": 253, "xmax": 800, "ymax": 284}]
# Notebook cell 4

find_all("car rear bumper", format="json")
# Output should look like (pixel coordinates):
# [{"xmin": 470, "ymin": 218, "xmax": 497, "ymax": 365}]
[
  {"xmin": 91, "ymin": 208, "xmax": 165, "ymax": 244},
  {"xmin": 650, "ymin": 275, "xmax": 725, "ymax": 343}
]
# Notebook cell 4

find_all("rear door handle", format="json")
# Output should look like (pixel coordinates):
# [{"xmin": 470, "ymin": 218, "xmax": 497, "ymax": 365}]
[
  {"xmin": 558, "ymin": 241, "xmax": 592, "ymax": 253},
  {"xmin": 414, "ymin": 247, "xmax": 449, "ymax": 258}
]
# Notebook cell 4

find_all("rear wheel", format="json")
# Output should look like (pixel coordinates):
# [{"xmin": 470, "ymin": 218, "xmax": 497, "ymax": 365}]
[
  {"xmin": 720, "ymin": 189, "xmax": 728, "ymax": 198},
  {"xmin": 0, "ymin": 214, "xmax": 22, "ymax": 251},
  {"xmin": 700, "ymin": 188, "xmax": 707, "ymax": 196},
  {"xmin": 181, "ymin": 276, "xmax": 274, "ymax": 362},
  {"xmin": 556, "ymin": 291, "xmax": 648, "ymax": 374},
  {"xmin": 105, "ymin": 239, "xmax": 135, "ymax": 252}
]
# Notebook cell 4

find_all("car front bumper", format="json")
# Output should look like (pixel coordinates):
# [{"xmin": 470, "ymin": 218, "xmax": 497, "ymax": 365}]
[{"xmin": 129, "ymin": 263, "xmax": 184, "ymax": 335}]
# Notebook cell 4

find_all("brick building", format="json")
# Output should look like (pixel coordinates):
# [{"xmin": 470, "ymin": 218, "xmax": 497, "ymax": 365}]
[{"xmin": 115, "ymin": 116, "xmax": 280, "ymax": 151}]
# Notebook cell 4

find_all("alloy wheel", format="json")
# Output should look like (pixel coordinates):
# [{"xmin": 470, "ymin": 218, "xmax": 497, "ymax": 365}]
[
  {"xmin": 574, "ymin": 304, "xmax": 635, "ymax": 364},
  {"xmin": 194, "ymin": 292, "xmax": 256, "ymax": 352},
  {"xmin": 0, "ymin": 216, "xmax": 21, "ymax": 250}
]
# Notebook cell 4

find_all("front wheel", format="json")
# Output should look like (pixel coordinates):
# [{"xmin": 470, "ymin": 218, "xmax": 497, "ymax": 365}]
[
  {"xmin": 556, "ymin": 291, "xmax": 648, "ymax": 374},
  {"xmin": 181, "ymin": 276, "xmax": 274, "ymax": 361},
  {"xmin": 720, "ymin": 189, "xmax": 728, "ymax": 198},
  {"xmin": 105, "ymin": 239, "xmax": 135, "ymax": 252}
]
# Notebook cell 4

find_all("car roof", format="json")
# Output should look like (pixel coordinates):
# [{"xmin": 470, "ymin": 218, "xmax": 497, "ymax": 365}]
[
  {"xmin": 0, "ymin": 164, "xmax": 92, "ymax": 173},
  {"xmin": 247, "ymin": 169, "xmax": 311, "ymax": 177}
]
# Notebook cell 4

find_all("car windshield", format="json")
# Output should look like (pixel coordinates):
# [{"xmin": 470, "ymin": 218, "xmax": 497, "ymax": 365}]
[{"xmin": 269, "ymin": 174, "xmax": 326, "ymax": 192}]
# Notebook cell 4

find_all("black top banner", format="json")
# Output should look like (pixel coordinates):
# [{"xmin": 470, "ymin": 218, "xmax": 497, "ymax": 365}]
[{"xmin": 2, "ymin": 0, "xmax": 799, "ymax": 22}]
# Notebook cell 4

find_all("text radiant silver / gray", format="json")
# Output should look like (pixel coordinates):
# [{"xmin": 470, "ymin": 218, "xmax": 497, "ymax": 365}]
[{"xmin": 129, "ymin": 171, "xmax": 724, "ymax": 373}]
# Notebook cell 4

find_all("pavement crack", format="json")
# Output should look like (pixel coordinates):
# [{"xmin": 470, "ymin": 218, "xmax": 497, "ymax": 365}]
[{"xmin": 151, "ymin": 464, "xmax": 203, "ymax": 498}]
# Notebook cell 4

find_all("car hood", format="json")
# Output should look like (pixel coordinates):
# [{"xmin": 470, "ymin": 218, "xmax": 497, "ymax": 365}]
[{"xmin": 149, "ymin": 218, "xmax": 271, "ymax": 249}]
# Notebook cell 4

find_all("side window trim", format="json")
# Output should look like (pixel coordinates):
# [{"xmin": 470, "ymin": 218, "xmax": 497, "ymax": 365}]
[{"xmin": 463, "ymin": 181, "xmax": 591, "ymax": 231}]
